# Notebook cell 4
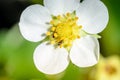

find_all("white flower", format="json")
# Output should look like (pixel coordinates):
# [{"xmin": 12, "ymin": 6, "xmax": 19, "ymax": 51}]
[{"xmin": 19, "ymin": 0, "xmax": 109, "ymax": 74}]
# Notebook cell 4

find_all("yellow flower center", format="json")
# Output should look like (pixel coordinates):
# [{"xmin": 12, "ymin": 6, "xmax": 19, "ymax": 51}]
[{"xmin": 46, "ymin": 12, "xmax": 82, "ymax": 49}]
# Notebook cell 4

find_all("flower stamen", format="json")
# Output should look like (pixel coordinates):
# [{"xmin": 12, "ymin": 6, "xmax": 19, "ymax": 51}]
[{"xmin": 46, "ymin": 11, "xmax": 82, "ymax": 49}]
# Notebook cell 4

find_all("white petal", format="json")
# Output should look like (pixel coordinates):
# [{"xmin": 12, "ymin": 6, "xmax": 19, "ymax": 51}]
[
  {"xmin": 70, "ymin": 35, "xmax": 99, "ymax": 67},
  {"xmin": 76, "ymin": 0, "xmax": 109, "ymax": 34},
  {"xmin": 20, "ymin": 4, "xmax": 51, "ymax": 25},
  {"xmin": 19, "ymin": 23, "xmax": 48, "ymax": 42},
  {"xmin": 44, "ymin": 0, "xmax": 80, "ymax": 15},
  {"xmin": 33, "ymin": 43, "xmax": 69, "ymax": 74},
  {"xmin": 19, "ymin": 4, "xmax": 51, "ymax": 42}
]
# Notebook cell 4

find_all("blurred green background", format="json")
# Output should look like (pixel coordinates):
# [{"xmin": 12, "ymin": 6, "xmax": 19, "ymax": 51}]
[{"xmin": 0, "ymin": 0, "xmax": 120, "ymax": 80}]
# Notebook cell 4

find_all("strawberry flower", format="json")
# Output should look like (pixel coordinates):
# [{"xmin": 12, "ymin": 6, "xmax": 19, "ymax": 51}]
[{"xmin": 19, "ymin": 0, "xmax": 109, "ymax": 74}]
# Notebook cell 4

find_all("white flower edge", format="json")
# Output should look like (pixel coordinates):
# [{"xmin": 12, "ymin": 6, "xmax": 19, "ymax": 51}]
[
  {"xmin": 33, "ymin": 43, "xmax": 69, "ymax": 74},
  {"xmin": 44, "ymin": 0, "xmax": 80, "ymax": 15},
  {"xmin": 76, "ymin": 0, "xmax": 109, "ymax": 34},
  {"xmin": 19, "ymin": 4, "xmax": 51, "ymax": 42},
  {"xmin": 70, "ymin": 35, "xmax": 100, "ymax": 67}
]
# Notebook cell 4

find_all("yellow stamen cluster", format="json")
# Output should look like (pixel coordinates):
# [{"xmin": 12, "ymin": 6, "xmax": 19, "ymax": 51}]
[{"xmin": 46, "ymin": 12, "xmax": 82, "ymax": 48}]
